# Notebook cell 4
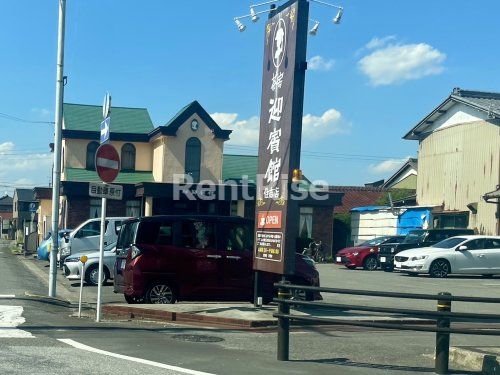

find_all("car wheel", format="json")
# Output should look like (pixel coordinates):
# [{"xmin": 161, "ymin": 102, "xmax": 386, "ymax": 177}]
[
  {"xmin": 146, "ymin": 282, "xmax": 177, "ymax": 304},
  {"xmin": 85, "ymin": 265, "xmax": 108, "ymax": 286},
  {"xmin": 124, "ymin": 295, "xmax": 144, "ymax": 304},
  {"xmin": 429, "ymin": 259, "xmax": 450, "ymax": 278},
  {"xmin": 363, "ymin": 256, "xmax": 378, "ymax": 271}
]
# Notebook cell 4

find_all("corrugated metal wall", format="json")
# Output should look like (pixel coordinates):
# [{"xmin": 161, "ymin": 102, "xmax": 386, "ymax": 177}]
[
  {"xmin": 417, "ymin": 120, "xmax": 499, "ymax": 235},
  {"xmin": 351, "ymin": 210, "xmax": 398, "ymax": 245}
]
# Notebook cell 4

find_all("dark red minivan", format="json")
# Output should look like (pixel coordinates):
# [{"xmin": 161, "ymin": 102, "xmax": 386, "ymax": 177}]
[{"xmin": 114, "ymin": 215, "xmax": 321, "ymax": 304}]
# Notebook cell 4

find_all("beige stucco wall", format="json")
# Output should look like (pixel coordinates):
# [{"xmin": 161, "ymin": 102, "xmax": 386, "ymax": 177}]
[
  {"xmin": 62, "ymin": 139, "xmax": 153, "ymax": 173},
  {"xmin": 152, "ymin": 114, "xmax": 224, "ymax": 183},
  {"xmin": 417, "ymin": 120, "xmax": 499, "ymax": 235},
  {"xmin": 37, "ymin": 198, "xmax": 52, "ymax": 240}
]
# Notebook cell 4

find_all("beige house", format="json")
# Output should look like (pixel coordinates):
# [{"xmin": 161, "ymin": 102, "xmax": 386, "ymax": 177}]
[
  {"xmin": 60, "ymin": 101, "xmax": 232, "ymax": 228},
  {"xmin": 404, "ymin": 88, "xmax": 500, "ymax": 235}
]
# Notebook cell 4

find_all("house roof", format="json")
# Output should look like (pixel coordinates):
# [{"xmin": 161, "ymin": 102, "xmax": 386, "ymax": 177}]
[
  {"xmin": 222, "ymin": 154, "xmax": 258, "ymax": 182},
  {"xmin": 404, "ymin": 88, "xmax": 500, "ymax": 140},
  {"xmin": 33, "ymin": 187, "xmax": 52, "ymax": 200},
  {"xmin": 149, "ymin": 101, "xmax": 232, "ymax": 140},
  {"xmin": 382, "ymin": 158, "xmax": 418, "ymax": 189},
  {"xmin": 65, "ymin": 168, "xmax": 154, "ymax": 184},
  {"xmin": 0, "ymin": 195, "xmax": 13, "ymax": 205},
  {"xmin": 14, "ymin": 188, "xmax": 36, "ymax": 202},
  {"xmin": 329, "ymin": 186, "xmax": 388, "ymax": 214},
  {"xmin": 63, "ymin": 103, "xmax": 154, "ymax": 134}
]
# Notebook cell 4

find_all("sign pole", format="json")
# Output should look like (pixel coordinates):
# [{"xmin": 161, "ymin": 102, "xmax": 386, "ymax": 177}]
[
  {"xmin": 78, "ymin": 255, "xmax": 88, "ymax": 318},
  {"xmin": 95, "ymin": 195, "xmax": 107, "ymax": 322}
]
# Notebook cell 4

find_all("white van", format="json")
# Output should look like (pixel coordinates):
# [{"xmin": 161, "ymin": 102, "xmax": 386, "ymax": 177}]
[{"xmin": 59, "ymin": 217, "xmax": 129, "ymax": 262}]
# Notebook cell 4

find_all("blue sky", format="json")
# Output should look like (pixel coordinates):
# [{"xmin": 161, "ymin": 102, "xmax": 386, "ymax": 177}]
[{"xmin": 1, "ymin": 0, "xmax": 500, "ymax": 194}]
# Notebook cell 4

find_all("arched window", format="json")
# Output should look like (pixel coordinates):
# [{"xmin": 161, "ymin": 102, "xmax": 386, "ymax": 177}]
[
  {"xmin": 121, "ymin": 143, "xmax": 136, "ymax": 171},
  {"xmin": 86, "ymin": 141, "xmax": 99, "ymax": 170},
  {"xmin": 185, "ymin": 137, "xmax": 201, "ymax": 183}
]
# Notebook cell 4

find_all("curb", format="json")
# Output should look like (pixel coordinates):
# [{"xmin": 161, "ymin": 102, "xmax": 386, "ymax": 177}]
[
  {"xmin": 450, "ymin": 347, "xmax": 500, "ymax": 375},
  {"xmin": 102, "ymin": 305, "xmax": 276, "ymax": 328},
  {"xmin": 102, "ymin": 305, "xmax": 435, "ymax": 329}
]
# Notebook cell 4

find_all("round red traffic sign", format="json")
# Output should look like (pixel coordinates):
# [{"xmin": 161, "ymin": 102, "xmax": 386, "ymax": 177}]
[{"xmin": 95, "ymin": 144, "xmax": 120, "ymax": 183}]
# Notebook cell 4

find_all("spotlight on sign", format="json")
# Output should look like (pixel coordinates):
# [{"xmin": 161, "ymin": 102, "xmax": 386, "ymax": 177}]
[
  {"xmin": 292, "ymin": 169, "xmax": 303, "ymax": 183},
  {"xmin": 235, "ymin": 19, "xmax": 246, "ymax": 32},
  {"xmin": 309, "ymin": 21, "xmax": 320, "ymax": 36},
  {"xmin": 250, "ymin": 7, "xmax": 260, "ymax": 23},
  {"xmin": 333, "ymin": 8, "xmax": 343, "ymax": 24}
]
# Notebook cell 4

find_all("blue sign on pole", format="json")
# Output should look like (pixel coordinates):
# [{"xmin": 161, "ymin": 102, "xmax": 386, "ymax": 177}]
[
  {"xmin": 28, "ymin": 203, "xmax": 37, "ymax": 213},
  {"xmin": 100, "ymin": 117, "xmax": 110, "ymax": 144}
]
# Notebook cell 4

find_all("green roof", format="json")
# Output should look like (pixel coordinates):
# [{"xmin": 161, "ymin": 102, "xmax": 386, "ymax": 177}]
[
  {"xmin": 65, "ymin": 168, "xmax": 154, "ymax": 184},
  {"xmin": 63, "ymin": 103, "xmax": 154, "ymax": 134},
  {"xmin": 222, "ymin": 154, "xmax": 258, "ymax": 182}
]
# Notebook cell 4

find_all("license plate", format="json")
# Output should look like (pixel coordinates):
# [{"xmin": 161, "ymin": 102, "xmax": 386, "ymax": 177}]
[
  {"xmin": 380, "ymin": 256, "xmax": 386, "ymax": 262},
  {"xmin": 394, "ymin": 262, "xmax": 401, "ymax": 269},
  {"xmin": 336, "ymin": 256, "xmax": 342, "ymax": 262},
  {"xmin": 120, "ymin": 259, "xmax": 126, "ymax": 269}
]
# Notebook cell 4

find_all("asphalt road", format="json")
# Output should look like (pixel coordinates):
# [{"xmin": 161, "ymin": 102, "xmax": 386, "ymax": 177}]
[
  {"xmin": 1, "ymin": 243, "xmax": 498, "ymax": 374},
  {"xmin": 319, "ymin": 263, "xmax": 500, "ymax": 314}
]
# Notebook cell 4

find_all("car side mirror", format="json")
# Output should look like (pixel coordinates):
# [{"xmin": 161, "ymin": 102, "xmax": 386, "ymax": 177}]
[
  {"xmin": 63, "ymin": 234, "xmax": 70, "ymax": 243},
  {"xmin": 457, "ymin": 245, "xmax": 468, "ymax": 251}
]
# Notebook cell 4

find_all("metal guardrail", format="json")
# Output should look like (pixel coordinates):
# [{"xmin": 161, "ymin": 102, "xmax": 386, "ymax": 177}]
[{"xmin": 272, "ymin": 282, "xmax": 500, "ymax": 374}]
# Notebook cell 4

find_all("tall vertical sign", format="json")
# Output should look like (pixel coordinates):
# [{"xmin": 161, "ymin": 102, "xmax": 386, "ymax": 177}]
[{"xmin": 253, "ymin": 0, "xmax": 309, "ymax": 275}]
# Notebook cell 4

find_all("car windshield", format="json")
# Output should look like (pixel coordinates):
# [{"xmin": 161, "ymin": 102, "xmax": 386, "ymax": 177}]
[
  {"xmin": 403, "ymin": 231, "xmax": 426, "ymax": 244},
  {"xmin": 360, "ymin": 237, "xmax": 389, "ymax": 246},
  {"xmin": 432, "ymin": 237, "xmax": 467, "ymax": 249}
]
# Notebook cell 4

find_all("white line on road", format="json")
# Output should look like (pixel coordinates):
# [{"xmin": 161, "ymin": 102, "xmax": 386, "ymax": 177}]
[
  {"xmin": 0, "ymin": 295, "xmax": 15, "ymax": 298},
  {"xmin": 58, "ymin": 339, "xmax": 216, "ymax": 375},
  {"xmin": 0, "ymin": 305, "xmax": 34, "ymax": 338}
]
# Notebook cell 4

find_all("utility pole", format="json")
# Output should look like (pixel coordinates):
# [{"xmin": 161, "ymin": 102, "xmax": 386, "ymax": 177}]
[{"xmin": 49, "ymin": 0, "xmax": 66, "ymax": 297}]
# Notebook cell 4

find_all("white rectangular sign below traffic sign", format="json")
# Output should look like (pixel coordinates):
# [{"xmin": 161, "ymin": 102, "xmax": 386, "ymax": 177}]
[{"xmin": 89, "ymin": 182, "xmax": 123, "ymax": 200}]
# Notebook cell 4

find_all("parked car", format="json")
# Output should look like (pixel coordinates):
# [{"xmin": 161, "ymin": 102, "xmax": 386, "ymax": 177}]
[
  {"xmin": 378, "ymin": 228, "xmax": 475, "ymax": 271},
  {"xmin": 37, "ymin": 229, "xmax": 72, "ymax": 261},
  {"xmin": 114, "ymin": 215, "xmax": 321, "ymax": 304},
  {"xmin": 394, "ymin": 235, "xmax": 500, "ymax": 278},
  {"xmin": 335, "ymin": 236, "xmax": 405, "ymax": 270},
  {"xmin": 63, "ymin": 241, "xmax": 117, "ymax": 285},
  {"xmin": 58, "ymin": 217, "xmax": 128, "ymax": 263}
]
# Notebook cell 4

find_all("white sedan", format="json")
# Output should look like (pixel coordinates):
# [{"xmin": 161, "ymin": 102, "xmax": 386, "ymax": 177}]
[{"xmin": 394, "ymin": 235, "xmax": 500, "ymax": 278}]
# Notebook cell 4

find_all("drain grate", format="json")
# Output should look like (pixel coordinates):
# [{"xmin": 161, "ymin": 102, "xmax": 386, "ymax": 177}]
[{"xmin": 171, "ymin": 334, "xmax": 224, "ymax": 343}]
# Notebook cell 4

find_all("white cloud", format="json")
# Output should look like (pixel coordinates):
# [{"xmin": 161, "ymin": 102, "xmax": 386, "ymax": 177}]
[
  {"xmin": 302, "ymin": 109, "xmax": 350, "ymax": 140},
  {"xmin": 308, "ymin": 55, "xmax": 334, "ymax": 71},
  {"xmin": 0, "ymin": 142, "xmax": 52, "ymax": 185},
  {"xmin": 212, "ymin": 108, "xmax": 350, "ymax": 146},
  {"xmin": 31, "ymin": 108, "xmax": 52, "ymax": 118},
  {"xmin": 358, "ymin": 38, "xmax": 446, "ymax": 86},
  {"xmin": 0, "ymin": 142, "xmax": 14, "ymax": 153},
  {"xmin": 365, "ymin": 35, "xmax": 396, "ymax": 50},
  {"xmin": 368, "ymin": 157, "xmax": 411, "ymax": 175}
]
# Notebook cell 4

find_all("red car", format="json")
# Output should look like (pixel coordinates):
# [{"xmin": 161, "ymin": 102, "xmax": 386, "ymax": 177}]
[
  {"xmin": 335, "ymin": 236, "xmax": 405, "ymax": 270},
  {"xmin": 114, "ymin": 215, "xmax": 321, "ymax": 304}
]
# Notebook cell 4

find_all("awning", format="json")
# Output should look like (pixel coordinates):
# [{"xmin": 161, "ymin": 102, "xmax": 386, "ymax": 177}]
[{"xmin": 484, "ymin": 187, "xmax": 500, "ymax": 204}]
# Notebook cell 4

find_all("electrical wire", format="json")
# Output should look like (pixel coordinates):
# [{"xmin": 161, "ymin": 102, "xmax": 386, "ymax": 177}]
[{"xmin": 0, "ymin": 112, "xmax": 54, "ymax": 125}]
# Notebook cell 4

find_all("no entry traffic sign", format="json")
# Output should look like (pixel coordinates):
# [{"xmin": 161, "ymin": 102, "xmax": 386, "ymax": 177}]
[{"xmin": 95, "ymin": 144, "xmax": 120, "ymax": 183}]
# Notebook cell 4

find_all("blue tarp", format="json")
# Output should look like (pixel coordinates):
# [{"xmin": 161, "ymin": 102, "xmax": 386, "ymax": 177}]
[
  {"xmin": 350, "ymin": 206, "xmax": 390, "ymax": 212},
  {"xmin": 397, "ymin": 208, "xmax": 432, "ymax": 235}
]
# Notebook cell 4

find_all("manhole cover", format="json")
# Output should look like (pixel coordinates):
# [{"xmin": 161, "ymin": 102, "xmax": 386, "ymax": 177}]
[{"xmin": 171, "ymin": 334, "xmax": 224, "ymax": 343}]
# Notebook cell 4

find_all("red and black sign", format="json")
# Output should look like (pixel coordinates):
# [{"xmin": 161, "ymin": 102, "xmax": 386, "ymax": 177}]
[
  {"xmin": 95, "ymin": 144, "xmax": 120, "ymax": 184},
  {"xmin": 253, "ymin": 0, "xmax": 309, "ymax": 275}
]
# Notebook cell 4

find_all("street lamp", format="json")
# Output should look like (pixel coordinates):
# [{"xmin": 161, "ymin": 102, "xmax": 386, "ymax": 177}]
[
  {"xmin": 309, "ymin": 19, "xmax": 320, "ymax": 36},
  {"xmin": 234, "ymin": 0, "xmax": 344, "ymax": 32}
]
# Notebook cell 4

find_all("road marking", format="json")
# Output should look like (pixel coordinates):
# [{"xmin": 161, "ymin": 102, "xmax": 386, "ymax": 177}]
[
  {"xmin": 0, "ymin": 295, "xmax": 15, "ymax": 298},
  {"xmin": 58, "ymin": 339, "xmax": 215, "ymax": 375},
  {"xmin": 0, "ymin": 305, "xmax": 34, "ymax": 338}
]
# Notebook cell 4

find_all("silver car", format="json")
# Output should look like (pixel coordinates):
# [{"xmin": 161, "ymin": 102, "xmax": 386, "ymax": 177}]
[{"xmin": 63, "ymin": 242, "xmax": 116, "ymax": 285}]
